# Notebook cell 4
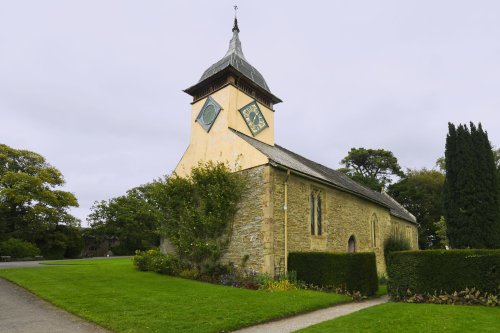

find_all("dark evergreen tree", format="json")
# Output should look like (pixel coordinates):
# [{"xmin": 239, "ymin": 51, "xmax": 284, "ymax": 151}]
[{"xmin": 443, "ymin": 122, "xmax": 500, "ymax": 248}]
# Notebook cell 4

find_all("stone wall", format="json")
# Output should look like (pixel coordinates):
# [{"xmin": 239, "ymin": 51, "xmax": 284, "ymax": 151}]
[
  {"xmin": 161, "ymin": 164, "xmax": 418, "ymax": 276},
  {"xmin": 270, "ymin": 167, "xmax": 418, "ymax": 274},
  {"xmin": 220, "ymin": 165, "xmax": 269, "ymax": 272}
]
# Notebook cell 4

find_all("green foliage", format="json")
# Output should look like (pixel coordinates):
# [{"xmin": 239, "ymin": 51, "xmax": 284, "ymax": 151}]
[
  {"xmin": 339, "ymin": 147, "xmax": 404, "ymax": 191},
  {"xmin": 288, "ymin": 252, "xmax": 378, "ymax": 296},
  {"xmin": 133, "ymin": 249, "xmax": 295, "ymax": 291},
  {"xmin": 158, "ymin": 162, "xmax": 245, "ymax": 269},
  {"xmin": 88, "ymin": 185, "xmax": 161, "ymax": 255},
  {"xmin": 443, "ymin": 123, "xmax": 500, "ymax": 248},
  {"xmin": 0, "ymin": 258, "xmax": 350, "ymax": 333},
  {"xmin": 433, "ymin": 216, "xmax": 449, "ymax": 248},
  {"xmin": 435, "ymin": 156, "xmax": 446, "ymax": 172},
  {"xmin": 35, "ymin": 225, "xmax": 84, "ymax": 259},
  {"xmin": 133, "ymin": 249, "xmax": 183, "ymax": 275},
  {"xmin": 388, "ymin": 169, "xmax": 444, "ymax": 249},
  {"xmin": 403, "ymin": 288, "xmax": 498, "ymax": 306},
  {"xmin": 387, "ymin": 250, "xmax": 500, "ymax": 300},
  {"xmin": 260, "ymin": 278, "xmax": 297, "ymax": 292},
  {"xmin": 383, "ymin": 234, "xmax": 411, "ymax": 267},
  {"xmin": 0, "ymin": 143, "xmax": 79, "ymax": 249},
  {"xmin": 495, "ymin": 147, "xmax": 500, "ymax": 213},
  {"xmin": 297, "ymin": 302, "xmax": 500, "ymax": 333},
  {"xmin": 0, "ymin": 238, "xmax": 40, "ymax": 258}
]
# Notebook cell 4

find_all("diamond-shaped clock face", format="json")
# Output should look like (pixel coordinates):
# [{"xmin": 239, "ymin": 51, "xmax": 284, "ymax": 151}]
[
  {"xmin": 196, "ymin": 96, "xmax": 221, "ymax": 132},
  {"xmin": 239, "ymin": 101, "xmax": 268, "ymax": 136}
]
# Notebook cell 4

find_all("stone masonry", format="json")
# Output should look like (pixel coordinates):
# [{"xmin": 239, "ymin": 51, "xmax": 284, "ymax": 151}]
[{"xmin": 220, "ymin": 165, "xmax": 418, "ymax": 275}]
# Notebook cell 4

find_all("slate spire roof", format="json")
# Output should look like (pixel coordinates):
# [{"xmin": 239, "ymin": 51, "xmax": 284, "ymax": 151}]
[
  {"xmin": 198, "ymin": 18, "xmax": 272, "ymax": 93},
  {"xmin": 230, "ymin": 128, "xmax": 417, "ymax": 224}
]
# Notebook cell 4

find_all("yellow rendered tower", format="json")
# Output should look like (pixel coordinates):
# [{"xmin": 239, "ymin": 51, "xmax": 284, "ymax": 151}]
[{"xmin": 174, "ymin": 18, "xmax": 282, "ymax": 176}]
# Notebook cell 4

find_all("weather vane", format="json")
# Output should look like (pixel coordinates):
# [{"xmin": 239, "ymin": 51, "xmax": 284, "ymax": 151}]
[{"xmin": 234, "ymin": 5, "xmax": 238, "ymax": 18}]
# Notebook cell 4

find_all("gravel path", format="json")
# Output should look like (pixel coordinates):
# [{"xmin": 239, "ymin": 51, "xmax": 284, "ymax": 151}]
[
  {"xmin": 0, "ymin": 278, "xmax": 110, "ymax": 333},
  {"xmin": 232, "ymin": 295, "xmax": 389, "ymax": 333}
]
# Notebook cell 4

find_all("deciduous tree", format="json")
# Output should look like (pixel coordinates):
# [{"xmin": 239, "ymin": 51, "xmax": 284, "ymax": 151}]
[
  {"xmin": 0, "ymin": 144, "xmax": 79, "ymax": 249},
  {"xmin": 87, "ymin": 185, "xmax": 161, "ymax": 255},
  {"xmin": 388, "ymin": 169, "xmax": 445, "ymax": 249},
  {"xmin": 339, "ymin": 148, "xmax": 404, "ymax": 191}
]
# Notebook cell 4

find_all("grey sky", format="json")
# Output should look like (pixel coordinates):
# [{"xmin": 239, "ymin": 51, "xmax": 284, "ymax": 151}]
[{"xmin": 1, "ymin": 1, "xmax": 499, "ymax": 225}]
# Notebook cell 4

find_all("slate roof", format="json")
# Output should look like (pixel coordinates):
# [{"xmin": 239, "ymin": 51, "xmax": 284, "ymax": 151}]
[
  {"xmin": 198, "ymin": 18, "xmax": 271, "ymax": 93},
  {"xmin": 230, "ymin": 128, "xmax": 417, "ymax": 224}
]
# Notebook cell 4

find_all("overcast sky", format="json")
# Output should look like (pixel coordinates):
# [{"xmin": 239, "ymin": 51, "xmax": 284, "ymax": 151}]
[{"xmin": 1, "ymin": 1, "xmax": 499, "ymax": 225}]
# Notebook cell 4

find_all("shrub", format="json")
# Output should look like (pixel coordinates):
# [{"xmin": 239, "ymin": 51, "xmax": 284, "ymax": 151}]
[
  {"xmin": 387, "ymin": 249, "xmax": 500, "ymax": 301},
  {"xmin": 383, "ymin": 234, "xmax": 410, "ymax": 266},
  {"xmin": 288, "ymin": 252, "xmax": 378, "ymax": 296},
  {"xmin": 0, "ymin": 238, "xmax": 41, "ymax": 258},
  {"xmin": 133, "ymin": 249, "xmax": 184, "ymax": 275},
  {"xmin": 404, "ymin": 288, "xmax": 499, "ymax": 306},
  {"xmin": 159, "ymin": 162, "xmax": 245, "ymax": 270},
  {"xmin": 151, "ymin": 253, "xmax": 182, "ymax": 275},
  {"xmin": 260, "ymin": 278, "xmax": 297, "ymax": 292},
  {"xmin": 133, "ymin": 249, "xmax": 161, "ymax": 271}
]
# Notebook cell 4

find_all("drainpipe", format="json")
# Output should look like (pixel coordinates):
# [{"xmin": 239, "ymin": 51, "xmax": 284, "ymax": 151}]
[{"xmin": 284, "ymin": 169, "xmax": 291, "ymax": 274}]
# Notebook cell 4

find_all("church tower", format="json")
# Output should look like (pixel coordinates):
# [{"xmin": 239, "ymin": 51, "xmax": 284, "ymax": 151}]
[{"xmin": 174, "ymin": 17, "xmax": 282, "ymax": 176}]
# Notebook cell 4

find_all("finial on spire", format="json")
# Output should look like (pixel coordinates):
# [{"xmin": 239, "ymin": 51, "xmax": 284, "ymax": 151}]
[{"xmin": 232, "ymin": 5, "xmax": 240, "ymax": 32}]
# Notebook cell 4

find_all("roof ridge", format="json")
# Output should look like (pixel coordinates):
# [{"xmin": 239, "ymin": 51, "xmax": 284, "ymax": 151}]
[
  {"xmin": 275, "ymin": 143, "xmax": 384, "ymax": 196},
  {"xmin": 381, "ymin": 191, "xmax": 417, "ymax": 222},
  {"xmin": 231, "ymin": 130, "xmax": 416, "ymax": 224}
]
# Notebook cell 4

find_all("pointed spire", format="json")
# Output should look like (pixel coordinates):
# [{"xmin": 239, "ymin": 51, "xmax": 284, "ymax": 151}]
[
  {"xmin": 233, "ymin": 5, "xmax": 239, "ymax": 32},
  {"xmin": 232, "ymin": 17, "xmax": 240, "ymax": 33},
  {"xmin": 224, "ymin": 11, "xmax": 246, "ymax": 60}
]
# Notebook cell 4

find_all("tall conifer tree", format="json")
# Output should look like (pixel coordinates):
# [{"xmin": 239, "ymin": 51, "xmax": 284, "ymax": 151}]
[{"xmin": 443, "ymin": 122, "xmax": 500, "ymax": 248}]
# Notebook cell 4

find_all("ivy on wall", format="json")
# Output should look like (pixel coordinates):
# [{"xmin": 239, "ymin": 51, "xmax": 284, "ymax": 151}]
[{"xmin": 156, "ymin": 162, "xmax": 245, "ymax": 271}]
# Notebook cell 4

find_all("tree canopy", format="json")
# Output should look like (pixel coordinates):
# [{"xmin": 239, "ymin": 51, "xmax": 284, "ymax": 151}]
[
  {"xmin": 0, "ymin": 144, "xmax": 79, "ymax": 245},
  {"xmin": 339, "ymin": 148, "xmax": 404, "ymax": 191},
  {"xmin": 443, "ymin": 122, "xmax": 500, "ymax": 248},
  {"xmin": 0, "ymin": 144, "xmax": 81, "ymax": 258},
  {"xmin": 388, "ymin": 169, "xmax": 445, "ymax": 249},
  {"xmin": 87, "ymin": 184, "xmax": 161, "ymax": 255}
]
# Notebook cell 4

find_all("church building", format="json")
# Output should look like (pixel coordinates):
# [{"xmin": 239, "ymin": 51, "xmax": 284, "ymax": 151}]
[{"xmin": 172, "ymin": 18, "xmax": 418, "ymax": 275}]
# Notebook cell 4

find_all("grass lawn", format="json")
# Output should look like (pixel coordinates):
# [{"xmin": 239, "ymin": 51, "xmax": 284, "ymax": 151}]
[
  {"xmin": 298, "ymin": 302, "xmax": 500, "ymax": 333},
  {"xmin": 0, "ymin": 258, "xmax": 349, "ymax": 333}
]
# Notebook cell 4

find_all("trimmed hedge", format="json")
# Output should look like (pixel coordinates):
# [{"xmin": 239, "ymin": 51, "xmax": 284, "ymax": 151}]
[
  {"xmin": 288, "ymin": 252, "xmax": 378, "ymax": 296},
  {"xmin": 387, "ymin": 250, "xmax": 500, "ymax": 298}
]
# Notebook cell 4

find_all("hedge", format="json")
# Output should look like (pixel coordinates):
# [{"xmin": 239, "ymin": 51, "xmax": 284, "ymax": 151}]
[
  {"xmin": 288, "ymin": 252, "xmax": 378, "ymax": 296},
  {"xmin": 0, "ymin": 238, "xmax": 41, "ymax": 258},
  {"xmin": 387, "ymin": 250, "xmax": 500, "ymax": 298}
]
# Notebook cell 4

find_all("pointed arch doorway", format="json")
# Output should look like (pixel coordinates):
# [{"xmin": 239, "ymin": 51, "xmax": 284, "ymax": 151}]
[{"xmin": 348, "ymin": 235, "xmax": 356, "ymax": 253}]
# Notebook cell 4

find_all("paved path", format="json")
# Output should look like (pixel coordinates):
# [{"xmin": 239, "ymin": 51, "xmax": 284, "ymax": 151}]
[
  {"xmin": 0, "ymin": 257, "xmax": 132, "ymax": 269},
  {"xmin": 233, "ymin": 295, "xmax": 389, "ymax": 333},
  {"xmin": 0, "ymin": 278, "xmax": 110, "ymax": 333},
  {"xmin": 0, "ymin": 261, "xmax": 47, "ymax": 269},
  {"xmin": 1, "ymin": 259, "xmax": 387, "ymax": 333}
]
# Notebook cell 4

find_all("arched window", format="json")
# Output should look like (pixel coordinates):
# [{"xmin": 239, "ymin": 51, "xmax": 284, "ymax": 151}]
[
  {"xmin": 406, "ymin": 226, "xmax": 412, "ymax": 246},
  {"xmin": 316, "ymin": 193, "xmax": 322, "ymax": 236},
  {"xmin": 310, "ymin": 192, "xmax": 315, "ymax": 235},
  {"xmin": 310, "ymin": 190, "xmax": 323, "ymax": 236},
  {"xmin": 370, "ymin": 214, "xmax": 378, "ymax": 247},
  {"xmin": 348, "ymin": 235, "xmax": 356, "ymax": 253}
]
